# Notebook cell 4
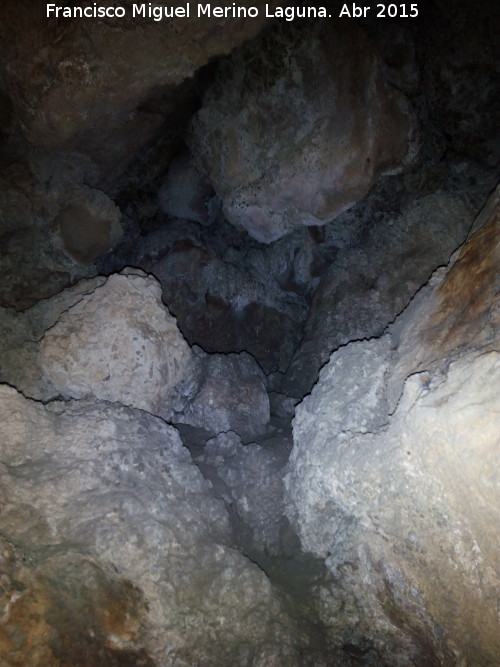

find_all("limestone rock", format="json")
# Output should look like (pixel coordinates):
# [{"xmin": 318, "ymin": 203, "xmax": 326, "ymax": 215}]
[
  {"xmin": 0, "ymin": 1, "xmax": 280, "ymax": 155},
  {"xmin": 188, "ymin": 20, "xmax": 415, "ymax": 242},
  {"xmin": 147, "ymin": 234, "xmax": 305, "ymax": 374},
  {"xmin": 200, "ymin": 431, "xmax": 287, "ymax": 556},
  {"xmin": 388, "ymin": 183, "xmax": 500, "ymax": 402},
  {"xmin": 38, "ymin": 270, "xmax": 191, "ymax": 414},
  {"xmin": 284, "ymin": 186, "xmax": 500, "ymax": 663},
  {"xmin": 0, "ymin": 386, "xmax": 308, "ymax": 665},
  {"xmin": 157, "ymin": 148, "xmax": 221, "ymax": 225},
  {"xmin": 0, "ymin": 158, "xmax": 120, "ymax": 310},
  {"xmin": 0, "ymin": 277, "xmax": 107, "ymax": 399},
  {"xmin": 0, "ymin": 1, "xmax": 281, "ymax": 308},
  {"xmin": 167, "ymin": 347, "xmax": 270, "ymax": 443},
  {"xmin": 0, "ymin": 163, "xmax": 101, "ymax": 310},
  {"xmin": 54, "ymin": 185, "xmax": 122, "ymax": 263},
  {"xmin": 281, "ymin": 192, "xmax": 475, "ymax": 397}
]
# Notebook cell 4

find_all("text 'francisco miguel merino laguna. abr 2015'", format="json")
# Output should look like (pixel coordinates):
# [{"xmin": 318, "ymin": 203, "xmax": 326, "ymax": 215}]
[{"xmin": 45, "ymin": 4, "xmax": 419, "ymax": 21}]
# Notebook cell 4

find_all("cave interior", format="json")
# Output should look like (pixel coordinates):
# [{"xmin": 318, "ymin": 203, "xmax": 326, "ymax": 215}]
[{"xmin": 0, "ymin": 1, "xmax": 499, "ymax": 665}]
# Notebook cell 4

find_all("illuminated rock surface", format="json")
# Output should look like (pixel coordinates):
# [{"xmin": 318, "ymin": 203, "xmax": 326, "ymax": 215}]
[
  {"xmin": 38, "ymin": 271, "xmax": 191, "ymax": 414},
  {"xmin": 0, "ymin": 388, "xmax": 318, "ymax": 666},
  {"xmin": 285, "ymin": 186, "xmax": 500, "ymax": 664}
]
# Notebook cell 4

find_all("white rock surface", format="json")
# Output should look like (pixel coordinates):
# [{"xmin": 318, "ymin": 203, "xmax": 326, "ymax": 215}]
[
  {"xmin": 38, "ymin": 270, "xmax": 191, "ymax": 415},
  {"xmin": 285, "ymin": 188, "xmax": 500, "ymax": 664},
  {"xmin": 0, "ymin": 386, "xmax": 312, "ymax": 665}
]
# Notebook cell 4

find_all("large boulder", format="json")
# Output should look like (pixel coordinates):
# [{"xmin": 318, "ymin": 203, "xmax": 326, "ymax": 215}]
[
  {"xmin": 54, "ymin": 185, "xmax": 123, "ymax": 263},
  {"xmin": 0, "ymin": 1, "xmax": 280, "ymax": 155},
  {"xmin": 38, "ymin": 270, "xmax": 191, "ymax": 415},
  {"xmin": 0, "ymin": 386, "xmax": 313, "ymax": 665},
  {"xmin": 0, "ymin": 1, "xmax": 281, "ymax": 308},
  {"xmin": 0, "ymin": 161, "xmax": 109, "ymax": 310},
  {"xmin": 284, "ymin": 185, "xmax": 500, "ymax": 663},
  {"xmin": 188, "ymin": 20, "xmax": 415, "ymax": 242}
]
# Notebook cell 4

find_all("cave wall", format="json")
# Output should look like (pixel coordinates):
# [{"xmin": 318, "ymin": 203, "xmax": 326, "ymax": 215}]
[{"xmin": 0, "ymin": 1, "xmax": 499, "ymax": 665}]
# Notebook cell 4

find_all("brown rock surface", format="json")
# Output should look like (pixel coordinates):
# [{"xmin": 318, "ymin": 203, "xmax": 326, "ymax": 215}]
[
  {"xmin": 280, "ymin": 191, "xmax": 475, "ymax": 397},
  {"xmin": 0, "ymin": 1, "xmax": 280, "ymax": 309},
  {"xmin": 188, "ymin": 19, "xmax": 415, "ymax": 242},
  {"xmin": 388, "ymin": 184, "xmax": 500, "ymax": 401},
  {"xmin": 54, "ymin": 185, "xmax": 122, "ymax": 263},
  {"xmin": 0, "ymin": 1, "xmax": 279, "ymax": 155}
]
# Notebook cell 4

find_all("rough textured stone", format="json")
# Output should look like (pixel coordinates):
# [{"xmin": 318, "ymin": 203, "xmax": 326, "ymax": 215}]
[
  {"xmin": 281, "ymin": 191, "xmax": 475, "ymax": 397},
  {"xmin": 388, "ymin": 184, "xmax": 500, "ymax": 399},
  {"xmin": 0, "ymin": 161, "xmax": 101, "ymax": 310},
  {"xmin": 54, "ymin": 185, "xmax": 122, "ymax": 263},
  {"xmin": 167, "ymin": 347, "xmax": 270, "ymax": 443},
  {"xmin": 198, "ymin": 431, "xmax": 287, "ymax": 556},
  {"xmin": 0, "ymin": 386, "xmax": 313, "ymax": 666},
  {"xmin": 188, "ymin": 20, "xmax": 415, "ymax": 242},
  {"xmin": 142, "ymin": 232, "xmax": 306, "ymax": 374},
  {"xmin": 285, "ymin": 185, "xmax": 500, "ymax": 664},
  {"xmin": 0, "ymin": 1, "xmax": 280, "ymax": 155},
  {"xmin": 0, "ymin": 4, "xmax": 498, "ymax": 664},
  {"xmin": 0, "ymin": 156, "xmax": 125, "ymax": 309},
  {"xmin": 0, "ymin": 276, "xmax": 107, "ymax": 399},
  {"xmin": 0, "ymin": 1, "xmax": 281, "ymax": 308},
  {"xmin": 157, "ymin": 148, "xmax": 221, "ymax": 226},
  {"xmin": 38, "ymin": 270, "xmax": 191, "ymax": 414}
]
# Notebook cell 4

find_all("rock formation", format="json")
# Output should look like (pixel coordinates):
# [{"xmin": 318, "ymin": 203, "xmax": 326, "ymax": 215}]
[
  {"xmin": 188, "ymin": 19, "xmax": 415, "ymax": 242},
  {"xmin": 0, "ymin": 2, "xmax": 498, "ymax": 665},
  {"xmin": 285, "ymin": 186, "xmax": 500, "ymax": 664},
  {"xmin": 0, "ymin": 387, "xmax": 310, "ymax": 665}
]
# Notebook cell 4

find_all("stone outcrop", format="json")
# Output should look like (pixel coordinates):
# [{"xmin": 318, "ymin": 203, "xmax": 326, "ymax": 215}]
[
  {"xmin": 54, "ymin": 185, "xmax": 123, "ymax": 263},
  {"xmin": 285, "ymin": 185, "xmax": 500, "ymax": 664},
  {"xmin": 0, "ymin": 160, "xmax": 105, "ymax": 310},
  {"xmin": 0, "ymin": 3, "xmax": 498, "ymax": 664},
  {"xmin": 188, "ymin": 20, "xmax": 415, "ymax": 242},
  {"xmin": 0, "ymin": 386, "xmax": 316, "ymax": 665},
  {"xmin": 0, "ymin": 1, "xmax": 279, "ymax": 158},
  {"xmin": 198, "ymin": 431, "xmax": 288, "ymax": 556},
  {"xmin": 0, "ymin": 276, "xmax": 105, "ymax": 399},
  {"xmin": 38, "ymin": 270, "xmax": 191, "ymax": 414},
  {"xmin": 100, "ymin": 223, "xmax": 310, "ymax": 374},
  {"xmin": 280, "ymin": 191, "xmax": 475, "ymax": 397},
  {"xmin": 0, "ymin": 1, "xmax": 280, "ymax": 309},
  {"xmin": 167, "ymin": 347, "xmax": 270, "ymax": 443}
]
